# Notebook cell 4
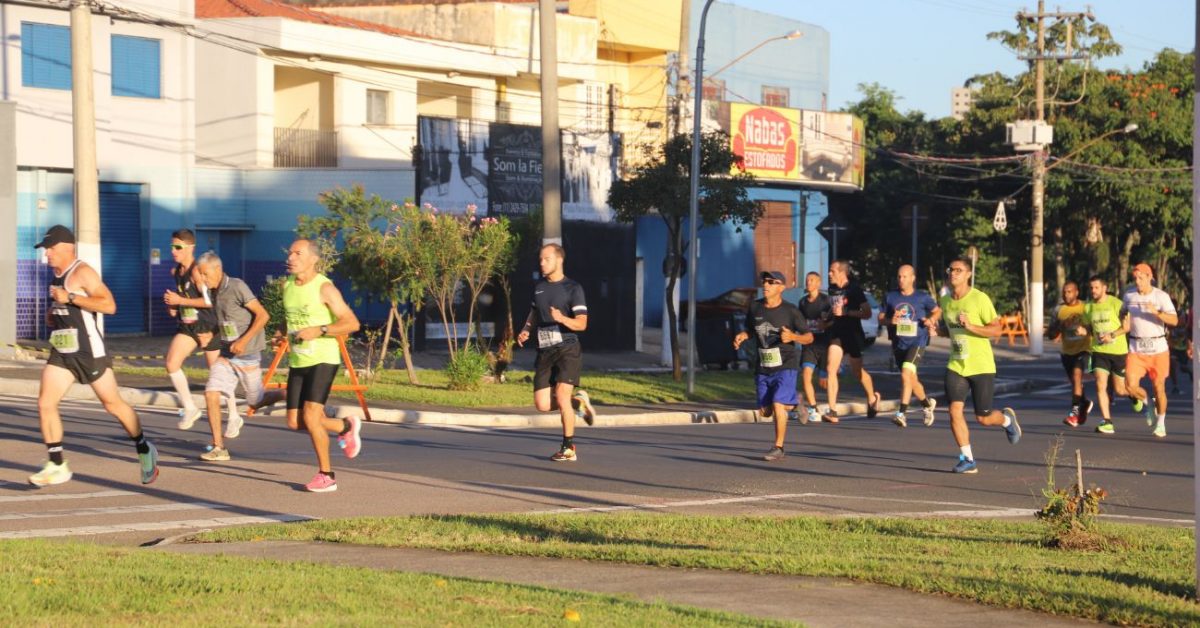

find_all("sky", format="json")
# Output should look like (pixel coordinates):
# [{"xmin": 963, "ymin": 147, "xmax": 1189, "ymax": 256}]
[{"xmin": 726, "ymin": 0, "xmax": 1195, "ymax": 119}]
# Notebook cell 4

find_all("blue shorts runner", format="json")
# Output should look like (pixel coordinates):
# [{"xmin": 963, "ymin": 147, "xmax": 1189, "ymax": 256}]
[{"xmin": 756, "ymin": 369, "xmax": 799, "ymax": 408}]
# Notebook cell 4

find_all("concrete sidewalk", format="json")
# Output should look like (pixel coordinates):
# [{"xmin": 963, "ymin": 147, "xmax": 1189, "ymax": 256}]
[{"xmin": 162, "ymin": 540, "xmax": 1091, "ymax": 627}]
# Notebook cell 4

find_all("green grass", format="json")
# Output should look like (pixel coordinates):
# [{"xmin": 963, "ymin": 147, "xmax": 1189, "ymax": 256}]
[
  {"xmin": 114, "ymin": 366, "xmax": 754, "ymax": 408},
  {"xmin": 0, "ymin": 539, "xmax": 788, "ymax": 627},
  {"xmin": 193, "ymin": 513, "xmax": 1199, "ymax": 626}
]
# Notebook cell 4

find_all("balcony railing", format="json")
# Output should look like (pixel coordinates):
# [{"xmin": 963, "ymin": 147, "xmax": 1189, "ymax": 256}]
[{"xmin": 274, "ymin": 127, "xmax": 338, "ymax": 168}]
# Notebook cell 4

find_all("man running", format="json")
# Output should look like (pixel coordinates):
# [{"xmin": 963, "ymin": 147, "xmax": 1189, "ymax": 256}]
[
  {"xmin": 195, "ymin": 252, "xmax": 270, "ymax": 461},
  {"xmin": 824, "ymin": 260, "xmax": 880, "ymax": 422},
  {"xmin": 797, "ymin": 271, "xmax": 833, "ymax": 424},
  {"xmin": 28, "ymin": 225, "xmax": 159, "ymax": 486},
  {"xmin": 1047, "ymin": 281, "xmax": 1092, "ymax": 427},
  {"xmin": 938, "ymin": 257, "xmax": 1021, "ymax": 474},
  {"xmin": 162, "ymin": 228, "xmax": 225, "ymax": 430},
  {"xmin": 881, "ymin": 264, "xmax": 940, "ymax": 428},
  {"xmin": 1122, "ymin": 263, "xmax": 1178, "ymax": 438},
  {"xmin": 1077, "ymin": 275, "xmax": 1137, "ymax": 434},
  {"xmin": 734, "ymin": 271, "xmax": 813, "ymax": 461},
  {"xmin": 282, "ymin": 239, "xmax": 363, "ymax": 492},
  {"xmin": 517, "ymin": 244, "xmax": 595, "ymax": 462}
]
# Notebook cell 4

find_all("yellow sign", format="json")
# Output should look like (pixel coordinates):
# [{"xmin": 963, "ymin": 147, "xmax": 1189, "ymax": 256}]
[{"xmin": 727, "ymin": 103, "xmax": 865, "ymax": 191}]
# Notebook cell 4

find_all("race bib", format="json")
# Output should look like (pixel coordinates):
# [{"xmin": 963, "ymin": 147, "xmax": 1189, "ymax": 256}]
[
  {"xmin": 949, "ymin": 330, "xmax": 969, "ymax": 361},
  {"xmin": 758, "ymin": 346, "xmax": 783, "ymax": 368},
  {"xmin": 181, "ymin": 307, "xmax": 198, "ymax": 324},
  {"xmin": 221, "ymin": 320, "xmax": 239, "ymax": 342},
  {"xmin": 50, "ymin": 328, "xmax": 79, "ymax": 354},
  {"xmin": 537, "ymin": 327, "xmax": 563, "ymax": 348},
  {"xmin": 896, "ymin": 320, "xmax": 919, "ymax": 337},
  {"xmin": 1133, "ymin": 337, "xmax": 1160, "ymax": 354}
]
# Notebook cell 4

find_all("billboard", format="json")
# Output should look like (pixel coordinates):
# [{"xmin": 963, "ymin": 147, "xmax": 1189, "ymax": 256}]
[{"xmin": 727, "ymin": 103, "xmax": 865, "ymax": 191}]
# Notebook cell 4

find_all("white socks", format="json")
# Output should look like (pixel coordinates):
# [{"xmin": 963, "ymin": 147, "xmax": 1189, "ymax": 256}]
[
  {"xmin": 226, "ymin": 394, "xmax": 240, "ymax": 420},
  {"xmin": 959, "ymin": 445, "xmax": 974, "ymax": 460},
  {"xmin": 1157, "ymin": 414, "xmax": 1166, "ymax": 429},
  {"xmin": 168, "ymin": 370, "xmax": 196, "ymax": 413}
]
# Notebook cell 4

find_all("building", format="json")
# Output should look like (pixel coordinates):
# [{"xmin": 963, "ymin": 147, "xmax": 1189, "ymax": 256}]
[{"xmin": 951, "ymin": 86, "xmax": 977, "ymax": 120}]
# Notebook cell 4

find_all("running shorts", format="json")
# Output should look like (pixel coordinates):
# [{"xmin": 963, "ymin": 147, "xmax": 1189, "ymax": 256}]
[
  {"xmin": 1126, "ymin": 351, "xmax": 1170, "ymax": 386},
  {"xmin": 206, "ymin": 354, "xmax": 264, "ymax": 405},
  {"xmin": 944, "ymin": 370, "xmax": 996, "ymax": 417},
  {"xmin": 534, "ymin": 340, "xmax": 583, "ymax": 390},
  {"xmin": 756, "ymin": 369, "xmax": 799, "ymax": 408},
  {"xmin": 893, "ymin": 345, "xmax": 925, "ymax": 372},
  {"xmin": 801, "ymin": 342, "xmax": 828, "ymax": 370},
  {"xmin": 830, "ymin": 328, "xmax": 865, "ymax": 359},
  {"xmin": 1060, "ymin": 351, "xmax": 1090, "ymax": 377},
  {"xmin": 286, "ymin": 362, "xmax": 340, "ymax": 409},
  {"xmin": 1088, "ymin": 353, "xmax": 1126, "ymax": 378},
  {"xmin": 47, "ymin": 350, "xmax": 113, "ymax": 385}
]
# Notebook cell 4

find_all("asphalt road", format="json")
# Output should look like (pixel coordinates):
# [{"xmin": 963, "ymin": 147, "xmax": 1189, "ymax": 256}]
[{"xmin": 0, "ymin": 373, "xmax": 1193, "ymax": 546}]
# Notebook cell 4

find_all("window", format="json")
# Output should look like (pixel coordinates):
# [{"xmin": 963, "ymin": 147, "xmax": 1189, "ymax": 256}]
[
  {"xmin": 21, "ymin": 22, "xmax": 71, "ymax": 90},
  {"xmin": 366, "ymin": 89, "xmax": 389, "ymax": 125},
  {"xmin": 762, "ymin": 85, "xmax": 789, "ymax": 108},
  {"xmin": 111, "ymin": 35, "xmax": 161, "ymax": 98},
  {"xmin": 701, "ymin": 78, "xmax": 725, "ymax": 102},
  {"xmin": 584, "ymin": 83, "xmax": 606, "ymax": 132}
]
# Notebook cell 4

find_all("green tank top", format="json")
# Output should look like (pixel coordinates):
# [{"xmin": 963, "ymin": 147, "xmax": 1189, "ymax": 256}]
[{"xmin": 283, "ymin": 274, "xmax": 340, "ymax": 367}]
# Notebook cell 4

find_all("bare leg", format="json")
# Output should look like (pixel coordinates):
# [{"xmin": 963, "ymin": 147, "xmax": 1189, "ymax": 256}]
[
  {"xmin": 37, "ymin": 365, "xmax": 76, "ymax": 445},
  {"xmin": 801, "ymin": 366, "xmax": 818, "ymax": 407},
  {"xmin": 205, "ymin": 390, "xmax": 225, "ymax": 449},
  {"xmin": 826, "ymin": 344, "xmax": 845, "ymax": 409},
  {"xmin": 90, "ymin": 370, "xmax": 143, "ymax": 437},
  {"xmin": 851, "ymin": 357, "xmax": 877, "ymax": 402},
  {"xmin": 1095, "ymin": 370, "xmax": 1112, "ymax": 420},
  {"xmin": 556, "ymin": 383, "xmax": 576, "ymax": 438},
  {"xmin": 301, "ymin": 401, "xmax": 345, "ymax": 473},
  {"xmin": 771, "ymin": 401, "xmax": 794, "ymax": 448},
  {"xmin": 948, "ymin": 401, "xmax": 970, "ymax": 447}
]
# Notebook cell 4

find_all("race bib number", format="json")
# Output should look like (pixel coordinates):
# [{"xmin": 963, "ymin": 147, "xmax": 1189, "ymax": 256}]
[
  {"xmin": 896, "ymin": 320, "xmax": 919, "ymax": 337},
  {"xmin": 50, "ymin": 328, "xmax": 79, "ymax": 354},
  {"xmin": 221, "ymin": 320, "xmax": 239, "ymax": 342},
  {"xmin": 537, "ymin": 327, "xmax": 563, "ymax": 348},
  {"xmin": 949, "ymin": 330, "xmax": 969, "ymax": 361},
  {"xmin": 181, "ymin": 307, "xmax": 198, "ymax": 324},
  {"xmin": 758, "ymin": 347, "xmax": 783, "ymax": 368},
  {"xmin": 1133, "ymin": 337, "xmax": 1160, "ymax": 354}
]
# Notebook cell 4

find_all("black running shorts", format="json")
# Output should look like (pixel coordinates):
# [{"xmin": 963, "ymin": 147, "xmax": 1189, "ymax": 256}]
[
  {"xmin": 829, "ymin": 328, "xmax": 864, "ymax": 359},
  {"xmin": 893, "ymin": 345, "xmax": 925, "ymax": 371},
  {"xmin": 534, "ymin": 341, "xmax": 583, "ymax": 390},
  {"xmin": 1088, "ymin": 353, "xmax": 1126, "ymax": 378},
  {"xmin": 944, "ymin": 370, "xmax": 996, "ymax": 417},
  {"xmin": 47, "ymin": 350, "xmax": 112, "ymax": 385},
  {"xmin": 1060, "ymin": 351, "xmax": 1090, "ymax": 377},
  {"xmin": 286, "ymin": 363, "xmax": 340, "ymax": 409},
  {"xmin": 801, "ymin": 342, "xmax": 828, "ymax": 370}
]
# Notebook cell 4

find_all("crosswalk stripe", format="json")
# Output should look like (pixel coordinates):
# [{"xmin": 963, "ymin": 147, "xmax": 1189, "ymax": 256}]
[
  {"xmin": 0, "ymin": 490, "xmax": 138, "ymax": 504},
  {"xmin": 0, "ymin": 514, "xmax": 314, "ymax": 539},
  {"xmin": 0, "ymin": 502, "xmax": 228, "ymax": 521}
]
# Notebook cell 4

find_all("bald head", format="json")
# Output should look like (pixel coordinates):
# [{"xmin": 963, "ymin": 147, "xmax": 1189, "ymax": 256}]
[{"xmin": 897, "ymin": 264, "xmax": 915, "ymax": 292}]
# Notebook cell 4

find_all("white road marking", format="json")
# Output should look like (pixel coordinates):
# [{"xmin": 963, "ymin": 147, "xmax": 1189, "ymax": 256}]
[
  {"xmin": 0, "ymin": 490, "xmax": 138, "ymax": 504},
  {"xmin": 888, "ymin": 508, "xmax": 1034, "ymax": 518},
  {"xmin": 0, "ymin": 502, "xmax": 229, "ymax": 521},
  {"xmin": 0, "ymin": 514, "xmax": 314, "ymax": 539}
]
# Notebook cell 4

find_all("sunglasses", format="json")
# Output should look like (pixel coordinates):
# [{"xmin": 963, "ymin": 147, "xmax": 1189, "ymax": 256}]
[
  {"xmin": 763, "ymin": 279, "xmax": 783, "ymax": 285},
  {"xmin": 170, "ymin": 244, "xmax": 194, "ymax": 251},
  {"xmin": 946, "ymin": 267, "xmax": 968, "ymax": 275}
]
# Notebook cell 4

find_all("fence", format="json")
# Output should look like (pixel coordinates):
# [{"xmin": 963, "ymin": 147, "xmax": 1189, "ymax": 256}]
[{"xmin": 274, "ymin": 127, "xmax": 338, "ymax": 168}]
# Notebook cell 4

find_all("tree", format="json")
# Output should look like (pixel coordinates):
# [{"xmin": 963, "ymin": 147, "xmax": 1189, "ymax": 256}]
[{"xmin": 608, "ymin": 130, "xmax": 761, "ymax": 381}]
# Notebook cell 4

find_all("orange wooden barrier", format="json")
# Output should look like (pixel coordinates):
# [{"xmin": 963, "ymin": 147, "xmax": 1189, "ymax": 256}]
[
  {"xmin": 994, "ymin": 314, "xmax": 1029, "ymax": 347},
  {"xmin": 250, "ymin": 335, "xmax": 372, "ymax": 421}
]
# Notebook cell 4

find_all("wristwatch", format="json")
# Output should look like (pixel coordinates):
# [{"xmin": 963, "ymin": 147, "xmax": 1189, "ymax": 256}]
[
  {"xmin": 67, "ymin": 293, "xmax": 76, "ymax": 305},
  {"xmin": 320, "ymin": 325, "xmax": 329, "ymax": 336}
]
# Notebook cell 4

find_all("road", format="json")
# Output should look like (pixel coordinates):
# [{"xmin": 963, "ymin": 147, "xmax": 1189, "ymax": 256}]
[{"xmin": 0, "ymin": 373, "xmax": 1193, "ymax": 545}]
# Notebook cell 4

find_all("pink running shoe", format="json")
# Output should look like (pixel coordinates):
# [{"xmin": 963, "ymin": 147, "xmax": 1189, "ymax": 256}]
[
  {"xmin": 304, "ymin": 472, "xmax": 337, "ymax": 493},
  {"xmin": 337, "ymin": 416, "xmax": 362, "ymax": 459}
]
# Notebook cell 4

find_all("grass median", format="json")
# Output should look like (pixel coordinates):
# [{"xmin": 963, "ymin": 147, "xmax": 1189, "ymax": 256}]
[
  {"xmin": 192, "ymin": 513, "xmax": 1198, "ymax": 626},
  {"xmin": 1, "ymin": 539, "xmax": 786, "ymax": 626},
  {"xmin": 115, "ymin": 366, "xmax": 752, "ymax": 407}
]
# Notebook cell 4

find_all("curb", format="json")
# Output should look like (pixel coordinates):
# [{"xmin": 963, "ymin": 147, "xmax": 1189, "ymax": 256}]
[{"xmin": 0, "ymin": 376, "xmax": 1032, "ymax": 429}]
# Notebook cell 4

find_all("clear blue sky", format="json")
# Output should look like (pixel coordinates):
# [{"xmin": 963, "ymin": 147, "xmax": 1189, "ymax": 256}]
[{"xmin": 726, "ymin": 0, "xmax": 1195, "ymax": 118}]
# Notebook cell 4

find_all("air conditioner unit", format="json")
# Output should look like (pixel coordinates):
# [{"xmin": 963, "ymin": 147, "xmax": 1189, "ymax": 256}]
[{"xmin": 1006, "ymin": 120, "xmax": 1054, "ymax": 152}]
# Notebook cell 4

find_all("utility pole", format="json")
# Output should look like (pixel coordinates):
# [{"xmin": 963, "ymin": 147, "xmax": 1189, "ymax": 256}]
[
  {"xmin": 538, "ymin": 0, "xmax": 562, "ymax": 245},
  {"xmin": 910, "ymin": 203, "xmax": 919, "ymax": 269},
  {"xmin": 674, "ymin": 0, "xmax": 691, "ymax": 135},
  {"xmin": 1014, "ymin": 0, "xmax": 1092, "ymax": 356},
  {"xmin": 70, "ymin": 0, "xmax": 101, "ymax": 276},
  {"xmin": 1190, "ymin": 0, "xmax": 1198, "ymax": 595}
]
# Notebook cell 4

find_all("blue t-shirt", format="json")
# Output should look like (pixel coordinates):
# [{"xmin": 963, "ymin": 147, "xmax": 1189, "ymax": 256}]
[{"xmin": 884, "ymin": 290, "xmax": 939, "ymax": 350}]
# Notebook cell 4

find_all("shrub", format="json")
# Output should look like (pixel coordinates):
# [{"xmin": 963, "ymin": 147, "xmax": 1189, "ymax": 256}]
[{"xmin": 445, "ymin": 344, "xmax": 490, "ymax": 391}]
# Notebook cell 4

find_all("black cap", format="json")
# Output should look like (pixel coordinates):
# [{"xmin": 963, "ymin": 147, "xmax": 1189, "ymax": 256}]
[
  {"xmin": 34, "ymin": 225, "xmax": 75, "ymax": 249},
  {"xmin": 761, "ymin": 270, "xmax": 786, "ymax": 283}
]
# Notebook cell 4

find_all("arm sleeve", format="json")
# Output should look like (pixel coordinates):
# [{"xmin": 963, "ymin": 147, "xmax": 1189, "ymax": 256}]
[{"xmin": 570, "ymin": 283, "xmax": 588, "ymax": 315}]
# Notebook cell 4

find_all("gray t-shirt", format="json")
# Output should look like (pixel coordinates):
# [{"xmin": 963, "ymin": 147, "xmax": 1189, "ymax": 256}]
[{"xmin": 213, "ymin": 275, "xmax": 265, "ymax": 357}]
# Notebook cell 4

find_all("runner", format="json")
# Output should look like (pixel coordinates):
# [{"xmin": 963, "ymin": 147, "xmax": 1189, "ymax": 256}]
[
  {"xmin": 28, "ymin": 225, "xmax": 159, "ymax": 486},
  {"xmin": 823, "ymin": 260, "xmax": 880, "ymax": 422},
  {"xmin": 797, "ymin": 271, "xmax": 833, "ymax": 424},
  {"xmin": 162, "ymin": 228, "xmax": 225, "ymax": 430},
  {"xmin": 1077, "ymin": 275, "xmax": 1138, "ymax": 434},
  {"xmin": 282, "ymin": 239, "xmax": 364, "ymax": 492},
  {"xmin": 1122, "ymin": 263, "xmax": 1178, "ymax": 438},
  {"xmin": 195, "ymin": 252, "xmax": 270, "ymax": 461},
  {"xmin": 1046, "ymin": 281, "xmax": 1092, "ymax": 427},
  {"xmin": 881, "ymin": 264, "xmax": 940, "ymax": 428},
  {"xmin": 938, "ymin": 257, "xmax": 1021, "ymax": 474},
  {"xmin": 516, "ymin": 244, "xmax": 595, "ymax": 462},
  {"xmin": 733, "ymin": 271, "xmax": 813, "ymax": 461},
  {"xmin": 1167, "ymin": 301, "xmax": 1192, "ymax": 395}
]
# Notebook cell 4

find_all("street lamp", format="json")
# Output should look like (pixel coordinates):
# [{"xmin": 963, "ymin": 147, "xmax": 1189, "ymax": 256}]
[
  {"xmin": 686, "ymin": 2, "xmax": 802, "ymax": 394},
  {"xmin": 1028, "ymin": 122, "xmax": 1137, "ymax": 356}
]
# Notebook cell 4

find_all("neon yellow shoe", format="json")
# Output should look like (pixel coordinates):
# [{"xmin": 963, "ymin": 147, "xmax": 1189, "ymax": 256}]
[{"xmin": 29, "ymin": 460, "xmax": 72, "ymax": 487}]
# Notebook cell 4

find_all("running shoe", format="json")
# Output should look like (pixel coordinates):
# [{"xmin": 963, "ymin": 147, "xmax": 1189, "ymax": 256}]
[
  {"xmin": 177, "ymin": 407, "xmax": 203, "ymax": 431},
  {"xmin": 139, "ymin": 442, "xmax": 159, "ymax": 485},
  {"xmin": 787, "ymin": 409, "xmax": 804, "ymax": 424},
  {"xmin": 304, "ymin": 472, "xmax": 337, "ymax": 493},
  {"xmin": 892, "ymin": 410, "xmax": 907, "ymax": 428},
  {"xmin": 573, "ymin": 390, "xmax": 596, "ymax": 426},
  {"xmin": 1096, "ymin": 420, "xmax": 1115, "ymax": 435},
  {"xmin": 1079, "ymin": 399, "xmax": 1093, "ymax": 425},
  {"xmin": 821, "ymin": 410, "xmax": 840, "ymax": 424},
  {"xmin": 922, "ymin": 398, "xmax": 937, "ymax": 427},
  {"xmin": 805, "ymin": 406, "xmax": 821, "ymax": 424},
  {"xmin": 1143, "ymin": 398, "xmax": 1155, "ymax": 426},
  {"xmin": 224, "ymin": 413, "xmax": 244, "ymax": 439},
  {"xmin": 1131, "ymin": 397, "xmax": 1145, "ymax": 414},
  {"xmin": 550, "ymin": 445, "xmax": 577, "ymax": 462},
  {"xmin": 1063, "ymin": 408, "xmax": 1081, "ymax": 428},
  {"xmin": 337, "ymin": 416, "xmax": 363, "ymax": 459},
  {"xmin": 29, "ymin": 460, "xmax": 72, "ymax": 487},
  {"xmin": 1153, "ymin": 423, "xmax": 1167, "ymax": 438},
  {"xmin": 200, "ymin": 446, "xmax": 230, "ymax": 461},
  {"xmin": 952, "ymin": 455, "xmax": 978, "ymax": 474},
  {"xmin": 762, "ymin": 446, "xmax": 786, "ymax": 462},
  {"xmin": 866, "ymin": 392, "xmax": 882, "ymax": 418},
  {"xmin": 1003, "ymin": 408, "xmax": 1021, "ymax": 445}
]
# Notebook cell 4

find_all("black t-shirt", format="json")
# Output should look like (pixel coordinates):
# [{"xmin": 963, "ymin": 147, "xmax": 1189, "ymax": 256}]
[
  {"xmin": 743, "ymin": 299, "xmax": 808, "ymax": 373},
  {"xmin": 529, "ymin": 277, "xmax": 587, "ymax": 349},
  {"xmin": 797, "ymin": 292, "xmax": 833, "ymax": 345},
  {"xmin": 828, "ymin": 281, "xmax": 867, "ymax": 338}
]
